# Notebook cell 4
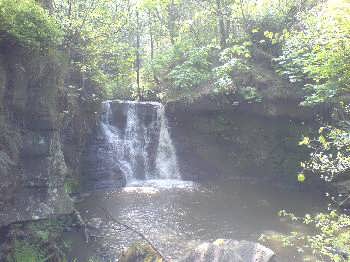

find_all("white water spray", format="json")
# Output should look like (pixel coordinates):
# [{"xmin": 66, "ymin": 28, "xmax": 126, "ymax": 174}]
[{"xmin": 100, "ymin": 100, "xmax": 181, "ymax": 184}]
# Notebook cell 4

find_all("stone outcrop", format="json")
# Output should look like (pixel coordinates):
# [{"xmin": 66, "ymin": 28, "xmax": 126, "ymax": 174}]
[
  {"xmin": 166, "ymin": 93, "xmax": 328, "ymax": 121},
  {"xmin": 0, "ymin": 40, "xmax": 99, "ymax": 227},
  {"xmin": 166, "ymin": 101, "xmax": 317, "ymax": 186}
]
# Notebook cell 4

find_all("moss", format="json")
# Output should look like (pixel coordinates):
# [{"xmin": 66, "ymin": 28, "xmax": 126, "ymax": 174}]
[
  {"xmin": 119, "ymin": 242, "xmax": 164, "ymax": 262},
  {"xmin": 7, "ymin": 240, "xmax": 46, "ymax": 262},
  {"xmin": 2, "ymin": 217, "xmax": 78, "ymax": 262},
  {"xmin": 63, "ymin": 177, "xmax": 79, "ymax": 194}
]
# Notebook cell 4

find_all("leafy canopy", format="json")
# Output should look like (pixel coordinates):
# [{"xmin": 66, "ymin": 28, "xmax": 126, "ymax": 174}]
[
  {"xmin": 275, "ymin": 0, "xmax": 350, "ymax": 105},
  {"xmin": 0, "ymin": 0, "xmax": 62, "ymax": 48}
]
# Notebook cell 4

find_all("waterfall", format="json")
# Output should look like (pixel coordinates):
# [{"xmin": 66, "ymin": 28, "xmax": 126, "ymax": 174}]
[{"xmin": 100, "ymin": 100, "xmax": 181, "ymax": 184}]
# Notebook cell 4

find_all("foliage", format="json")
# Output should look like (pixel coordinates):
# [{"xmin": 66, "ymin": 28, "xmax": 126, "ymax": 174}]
[
  {"xmin": 0, "ymin": 0, "xmax": 334, "ymax": 101},
  {"xmin": 277, "ymin": 108, "xmax": 350, "ymax": 262},
  {"xmin": 275, "ymin": 0, "xmax": 350, "ymax": 105},
  {"xmin": 270, "ymin": 5, "xmax": 350, "ymax": 260},
  {"xmin": 213, "ymin": 41, "xmax": 252, "ymax": 92},
  {"xmin": 168, "ymin": 45, "xmax": 213, "ymax": 90},
  {"xmin": 4, "ymin": 218, "xmax": 76, "ymax": 262},
  {"xmin": 64, "ymin": 177, "xmax": 79, "ymax": 194},
  {"xmin": 281, "ymin": 81, "xmax": 350, "ymax": 262},
  {"xmin": 5, "ymin": 0, "xmax": 308, "ymax": 100},
  {"xmin": 144, "ymin": 42, "xmax": 216, "ymax": 100},
  {"xmin": 0, "ymin": 0, "xmax": 61, "ymax": 48},
  {"xmin": 137, "ymin": 0, "xmax": 320, "ymax": 101},
  {"xmin": 298, "ymin": 104, "xmax": 350, "ymax": 184},
  {"xmin": 53, "ymin": 0, "xmax": 136, "ymax": 97},
  {"xmin": 276, "ymin": 210, "xmax": 350, "ymax": 262}
]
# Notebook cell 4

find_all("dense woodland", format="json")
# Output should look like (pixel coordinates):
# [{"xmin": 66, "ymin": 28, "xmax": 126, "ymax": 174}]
[{"xmin": 1, "ymin": 0, "xmax": 350, "ymax": 261}]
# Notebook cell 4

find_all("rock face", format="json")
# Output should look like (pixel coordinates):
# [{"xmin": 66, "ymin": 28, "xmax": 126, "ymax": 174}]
[
  {"xmin": 0, "ymin": 41, "xmax": 99, "ymax": 227},
  {"xmin": 181, "ymin": 239, "xmax": 275, "ymax": 262},
  {"xmin": 81, "ymin": 134, "xmax": 127, "ymax": 191},
  {"xmin": 165, "ymin": 99, "xmax": 323, "ymax": 187},
  {"xmin": 166, "ymin": 92, "xmax": 329, "ymax": 121}
]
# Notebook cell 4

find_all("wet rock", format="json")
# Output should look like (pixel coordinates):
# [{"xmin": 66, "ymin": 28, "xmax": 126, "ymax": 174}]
[
  {"xmin": 0, "ymin": 45, "xmax": 73, "ymax": 227},
  {"xmin": 166, "ymin": 105, "xmax": 312, "ymax": 184},
  {"xmin": 118, "ymin": 241, "xmax": 164, "ymax": 262},
  {"xmin": 81, "ymin": 136, "xmax": 127, "ymax": 191},
  {"xmin": 81, "ymin": 100, "xmax": 178, "ymax": 189},
  {"xmin": 109, "ymin": 101, "xmax": 159, "ymax": 130},
  {"xmin": 181, "ymin": 239, "xmax": 275, "ymax": 262},
  {"xmin": 108, "ymin": 101, "xmax": 161, "ymax": 179},
  {"xmin": 0, "ymin": 29, "xmax": 100, "ymax": 228}
]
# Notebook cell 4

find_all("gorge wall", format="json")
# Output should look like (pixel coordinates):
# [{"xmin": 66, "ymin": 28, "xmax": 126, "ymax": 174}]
[
  {"xmin": 0, "ymin": 45, "xmax": 327, "ymax": 227},
  {"xmin": 0, "ymin": 42, "xmax": 99, "ymax": 227},
  {"xmin": 166, "ymin": 95, "xmax": 323, "ymax": 188},
  {"xmin": 0, "ymin": 42, "xmax": 325, "ymax": 228},
  {"xmin": 82, "ymin": 93, "xmax": 325, "ymax": 190}
]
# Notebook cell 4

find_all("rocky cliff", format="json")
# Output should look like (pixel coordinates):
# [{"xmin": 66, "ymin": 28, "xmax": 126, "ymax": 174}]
[
  {"xmin": 0, "ymin": 41, "xmax": 99, "ymax": 227},
  {"xmin": 166, "ymin": 96, "xmax": 324, "ymax": 188}
]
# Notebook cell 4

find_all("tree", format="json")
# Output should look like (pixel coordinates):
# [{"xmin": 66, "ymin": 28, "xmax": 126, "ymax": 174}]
[{"xmin": 52, "ymin": 0, "xmax": 136, "ymax": 97}]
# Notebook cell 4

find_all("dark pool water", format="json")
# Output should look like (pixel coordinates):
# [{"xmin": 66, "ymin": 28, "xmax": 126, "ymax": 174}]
[{"xmin": 65, "ymin": 178, "xmax": 326, "ymax": 261}]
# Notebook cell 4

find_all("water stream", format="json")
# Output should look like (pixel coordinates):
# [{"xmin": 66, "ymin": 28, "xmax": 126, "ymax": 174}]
[{"xmin": 100, "ymin": 100, "xmax": 180, "ymax": 183}]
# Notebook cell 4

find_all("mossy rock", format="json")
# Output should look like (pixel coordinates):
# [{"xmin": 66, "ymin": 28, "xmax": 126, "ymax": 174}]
[{"xmin": 119, "ymin": 241, "xmax": 164, "ymax": 262}]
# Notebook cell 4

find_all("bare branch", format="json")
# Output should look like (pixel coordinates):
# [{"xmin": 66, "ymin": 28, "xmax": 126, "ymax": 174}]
[{"xmin": 97, "ymin": 206, "xmax": 168, "ymax": 262}]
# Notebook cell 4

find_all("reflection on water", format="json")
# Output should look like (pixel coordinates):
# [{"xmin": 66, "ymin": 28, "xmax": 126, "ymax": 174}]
[
  {"xmin": 66, "ymin": 178, "xmax": 326, "ymax": 261},
  {"xmin": 127, "ymin": 179, "xmax": 195, "ymax": 189}
]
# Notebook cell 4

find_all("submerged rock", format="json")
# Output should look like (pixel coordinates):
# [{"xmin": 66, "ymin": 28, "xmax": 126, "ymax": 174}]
[
  {"xmin": 118, "ymin": 241, "xmax": 164, "ymax": 262},
  {"xmin": 181, "ymin": 239, "xmax": 275, "ymax": 262}
]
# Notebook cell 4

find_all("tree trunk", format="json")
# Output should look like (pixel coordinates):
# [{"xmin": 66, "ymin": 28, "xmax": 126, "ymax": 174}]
[
  {"xmin": 136, "ymin": 10, "xmax": 142, "ymax": 101},
  {"xmin": 37, "ymin": 0, "xmax": 53, "ymax": 13},
  {"xmin": 216, "ymin": 0, "xmax": 227, "ymax": 49},
  {"xmin": 148, "ymin": 10, "xmax": 154, "ymax": 60},
  {"xmin": 167, "ymin": 0, "xmax": 176, "ymax": 45}
]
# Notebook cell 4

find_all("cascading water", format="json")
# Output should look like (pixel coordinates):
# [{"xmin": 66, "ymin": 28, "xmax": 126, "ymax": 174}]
[{"xmin": 100, "ymin": 100, "xmax": 181, "ymax": 184}]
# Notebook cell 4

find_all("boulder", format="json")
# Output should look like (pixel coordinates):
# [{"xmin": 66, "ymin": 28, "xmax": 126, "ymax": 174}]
[
  {"xmin": 119, "ymin": 241, "xmax": 164, "ymax": 262},
  {"xmin": 181, "ymin": 239, "xmax": 275, "ymax": 262}
]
